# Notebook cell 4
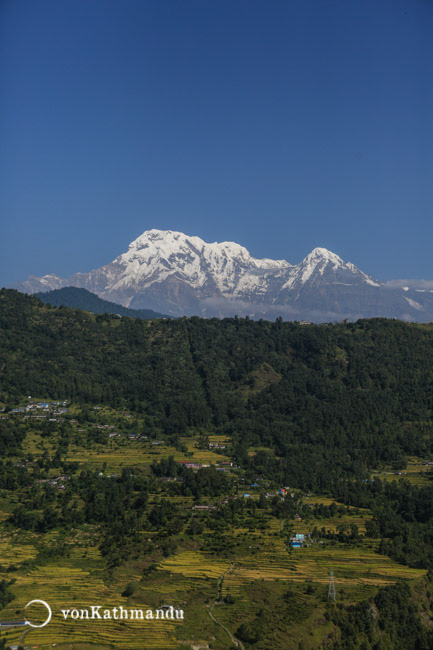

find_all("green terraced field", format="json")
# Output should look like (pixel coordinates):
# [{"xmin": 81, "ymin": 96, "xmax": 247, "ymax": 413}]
[{"xmin": 1, "ymin": 403, "xmax": 431, "ymax": 649}]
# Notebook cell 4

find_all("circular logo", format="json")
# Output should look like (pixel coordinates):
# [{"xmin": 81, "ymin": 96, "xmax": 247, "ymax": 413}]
[{"xmin": 24, "ymin": 599, "xmax": 52, "ymax": 628}]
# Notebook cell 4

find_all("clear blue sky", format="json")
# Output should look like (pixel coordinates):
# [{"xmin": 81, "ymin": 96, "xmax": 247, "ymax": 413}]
[{"xmin": 1, "ymin": 0, "xmax": 432, "ymax": 285}]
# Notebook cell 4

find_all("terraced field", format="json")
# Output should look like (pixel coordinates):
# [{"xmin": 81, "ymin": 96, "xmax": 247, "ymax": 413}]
[
  {"xmin": 295, "ymin": 499, "xmax": 372, "ymax": 535},
  {"xmin": 2, "ymin": 405, "xmax": 431, "ymax": 649},
  {"xmin": 218, "ymin": 517, "xmax": 425, "ymax": 599},
  {"xmin": 0, "ymin": 511, "xmax": 427, "ymax": 648},
  {"xmin": 227, "ymin": 545, "xmax": 422, "ymax": 590},
  {"xmin": 371, "ymin": 456, "xmax": 433, "ymax": 486},
  {"xmin": 0, "ymin": 540, "xmax": 182, "ymax": 649},
  {"xmin": 160, "ymin": 550, "xmax": 230, "ymax": 580},
  {"xmin": 65, "ymin": 437, "xmax": 230, "ymax": 472},
  {"xmin": 23, "ymin": 422, "xmax": 231, "ymax": 474}
]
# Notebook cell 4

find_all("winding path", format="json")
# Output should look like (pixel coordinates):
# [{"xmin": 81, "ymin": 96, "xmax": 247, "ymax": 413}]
[
  {"xmin": 208, "ymin": 563, "xmax": 244, "ymax": 650},
  {"xmin": 19, "ymin": 625, "xmax": 30, "ymax": 646}
]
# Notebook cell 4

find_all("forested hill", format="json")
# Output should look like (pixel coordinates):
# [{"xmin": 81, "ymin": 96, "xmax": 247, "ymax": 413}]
[
  {"xmin": 36, "ymin": 286, "xmax": 168, "ymax": 319},
  {"xmin": 2, "ymin": 288, "xmax": 433, "ymax": 490}
]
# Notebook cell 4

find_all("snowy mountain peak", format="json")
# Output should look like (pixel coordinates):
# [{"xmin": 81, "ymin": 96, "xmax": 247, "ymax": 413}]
[
  {"xmin": 305, "ymin": 247, "xmax": 344, "ymax": 264},
  {"xmin": 14, "ymin": 228, "xmax": 396, "ymax": 320},
  {"xmin": 128, "ymin": 229, "xmax": 273, "ymax": 265},
  {"xmin": 130, "ymin": 228, "xmax": 202, "ymax": 250},
  {"xmin": 128, "ymin": 229, "xmax": 202, "ymax": 257},
  {"xmin": 114, "ymin": 229, "xmax": 293, "ymax": 300},
  {"xmin": 281, "ymin": 246, "xmax": 380, "ymax": 291}
]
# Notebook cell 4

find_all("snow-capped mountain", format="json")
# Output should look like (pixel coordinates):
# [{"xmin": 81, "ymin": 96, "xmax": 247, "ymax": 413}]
[
  {"xmin": 14, "ymin": 229, "xmax": 433, "ymax": 322},
  {"xmin": 281, "ymin": 247, "xmax": 379, "ymax": 293}
]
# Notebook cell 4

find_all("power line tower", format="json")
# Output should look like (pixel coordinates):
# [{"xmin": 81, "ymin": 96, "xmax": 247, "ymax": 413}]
[{"xmin": 327, "ymin": 568, "xmax": 337, "ymax": 603}]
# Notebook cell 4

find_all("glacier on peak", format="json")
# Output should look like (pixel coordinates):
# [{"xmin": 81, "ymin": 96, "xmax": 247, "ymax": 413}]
[
  {"xmin": 304, "ymin": 247, "xmax": 344, "ymax": 263},
  {"xmin": 16, "ymin": 228, "xmax": 414, "ymax": 320},
  {"xmin": 115, "ymin": 229, "xmax": 293, "ymax": 295},
  {"xmin": 127, "ymin": 229, "xmax": 290, "ymax": 267}
]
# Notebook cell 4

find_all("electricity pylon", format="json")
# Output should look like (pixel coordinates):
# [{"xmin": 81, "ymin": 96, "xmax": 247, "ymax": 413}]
[{"xmin": 327, "ymin": 568, "xmax": 337, "ymax": 602}]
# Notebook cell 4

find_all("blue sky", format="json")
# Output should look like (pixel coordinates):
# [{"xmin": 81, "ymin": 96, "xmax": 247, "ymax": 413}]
[{"xmin": 1, "ymin": 0, "xmax": 432, "ymax": 285}]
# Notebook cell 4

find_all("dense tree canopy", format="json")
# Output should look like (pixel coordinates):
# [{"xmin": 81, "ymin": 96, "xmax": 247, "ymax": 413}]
[{"xmin": 2, "ymin": 289, "xmax": 433, "ymax": 492}]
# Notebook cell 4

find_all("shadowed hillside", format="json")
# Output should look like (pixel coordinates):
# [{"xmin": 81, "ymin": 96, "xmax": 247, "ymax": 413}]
[{"xmin": 36, "ymin": 286, "xmax": 169, "ymax": 319}]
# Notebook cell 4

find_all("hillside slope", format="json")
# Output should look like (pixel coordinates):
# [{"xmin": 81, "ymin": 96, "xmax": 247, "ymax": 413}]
[
  {"xmin": 36, "ymin": 286, "xmax": 169, "ymax": 319},
  {"xmin": 2, "ymin": 289, "xmax": 433, "ymax": 491}
]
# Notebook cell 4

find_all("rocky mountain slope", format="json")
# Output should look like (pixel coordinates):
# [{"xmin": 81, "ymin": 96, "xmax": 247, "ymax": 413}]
[{"xmin": 15, "ymin": 229, "xmax": 433, "ymax": 321}]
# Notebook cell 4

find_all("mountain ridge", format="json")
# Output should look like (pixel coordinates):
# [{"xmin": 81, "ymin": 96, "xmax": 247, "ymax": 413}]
[
  {"xmin": 35, "ymin": 287, "xmax": 169, "ymax": 319},
  {"xmin": 13, "ymin": 229, "xmax": 433, "ymax": 322}
]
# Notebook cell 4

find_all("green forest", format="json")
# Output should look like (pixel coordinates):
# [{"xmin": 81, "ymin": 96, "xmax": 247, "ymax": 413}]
[
  {"xmin": 2, "ymin": 288, "xmax": 433, "ymax": 484},
  {"xmin": 2, "ymin": 288, "xmax": 433, "ymax": 648}
]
